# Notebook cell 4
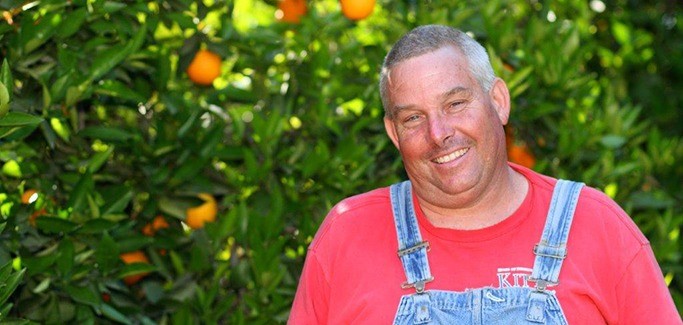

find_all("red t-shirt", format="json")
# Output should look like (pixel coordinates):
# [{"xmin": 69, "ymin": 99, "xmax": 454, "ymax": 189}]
[{"xmin": 289, "ymin": 164, "xmax": 681, "ymax": 324}]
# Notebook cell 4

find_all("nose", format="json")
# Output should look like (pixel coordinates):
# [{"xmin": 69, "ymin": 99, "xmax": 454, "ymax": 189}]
[{"xmin": 428, "ymin": 115, "xmax": 453, "ymax": 145}]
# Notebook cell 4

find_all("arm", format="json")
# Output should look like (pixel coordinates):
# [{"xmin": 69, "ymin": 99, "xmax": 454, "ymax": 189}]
[
  {"xmin": 288, "ymin": 249, "xmax": 330, "ymax": 325},
  {"xmin": 616, "ymin": 244, "xmax": 682, "ymax": 324}
]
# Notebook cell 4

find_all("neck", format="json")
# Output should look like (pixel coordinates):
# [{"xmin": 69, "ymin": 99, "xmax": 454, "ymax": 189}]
[{"xmin": 417, "ymin": 165, "xmax": 529, "ymax": 230}]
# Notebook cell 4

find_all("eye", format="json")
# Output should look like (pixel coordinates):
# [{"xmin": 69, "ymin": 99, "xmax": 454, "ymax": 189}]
[
  {"xmin": 448, "ymin": 100, "xmax": 465, "ymax": 109},
  {"xmin": 401, "ymin": 113, "xmax": 423, "ymax": 127},
  {"xmin": 405, "ymin": 114, "xmax": 420, "ymax": 122}
]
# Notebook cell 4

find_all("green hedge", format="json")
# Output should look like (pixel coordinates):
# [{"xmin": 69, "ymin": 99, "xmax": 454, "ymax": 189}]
[{"xmin": 0, "ymin": 0, "xmax": 680, "ymax": 323}]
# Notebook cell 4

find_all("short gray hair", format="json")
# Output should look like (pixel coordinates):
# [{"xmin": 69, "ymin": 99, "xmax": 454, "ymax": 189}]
[{"xmin": 379, "ymin": 25, "xmax": 496, "ymax": 117}]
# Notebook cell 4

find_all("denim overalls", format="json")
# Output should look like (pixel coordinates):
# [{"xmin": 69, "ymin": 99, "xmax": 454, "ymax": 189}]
[{"xmin": 390, "ymin": 180, "xmax": 584, "ymax": 324}]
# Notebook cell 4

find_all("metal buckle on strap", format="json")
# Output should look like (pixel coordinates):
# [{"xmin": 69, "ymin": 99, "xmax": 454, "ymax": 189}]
[
  {"xmin": 401, "ymin": 277, "xmax": 434, "ymax": 294},
  {"xmin": 533, "ymin": 244, "xmax": 567, "ymax": 259},
  {"xmin": 397, "ymin": 241, "xmax": 430, "ymax": 257},
  {"xmin": 528, "ymin": 277, "xmax": 557, "ymax": 292}
]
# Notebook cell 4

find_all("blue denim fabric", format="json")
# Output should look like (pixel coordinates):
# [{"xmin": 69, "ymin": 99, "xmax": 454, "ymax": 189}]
[{"xmin": 390, "ymin": 180, "xmax": 584, "ymax": 324}]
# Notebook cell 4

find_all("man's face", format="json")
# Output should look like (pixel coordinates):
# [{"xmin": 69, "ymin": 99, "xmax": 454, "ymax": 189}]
[{"xmin": 383, "ymin": 46, "xmax": 511, "ymax": 208}]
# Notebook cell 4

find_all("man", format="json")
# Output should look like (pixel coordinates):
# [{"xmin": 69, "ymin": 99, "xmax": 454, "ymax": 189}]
[{"xmin": 289, "ymin": 25, "xmax": 681, "ymax": 324}]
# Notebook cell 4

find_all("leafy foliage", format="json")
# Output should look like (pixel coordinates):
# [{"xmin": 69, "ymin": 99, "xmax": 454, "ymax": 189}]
[{"xmin": 0, "ymin": 0, "xmax": 680, "ymax": 323}]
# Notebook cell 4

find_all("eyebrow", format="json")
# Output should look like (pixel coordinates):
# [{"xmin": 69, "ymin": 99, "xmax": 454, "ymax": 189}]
[
  {"xmin": 390, "ymin": 86, "xmax": 472, "ymax": 116},
  {"xmin": 441, "ymin": 86, "xmax": 471, "ymax": 101}
]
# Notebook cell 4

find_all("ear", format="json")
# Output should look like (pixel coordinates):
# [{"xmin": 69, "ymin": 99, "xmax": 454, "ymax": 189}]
[
  {"xmin": 384, "ymin": 116, "xmax": 401, "ymax": 149},
  {"xmin": 489, "ymin": 78, "xmax": 511, "ymax": 125}
]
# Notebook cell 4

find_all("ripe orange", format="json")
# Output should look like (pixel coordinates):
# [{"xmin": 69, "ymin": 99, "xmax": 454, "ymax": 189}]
[
  {"xmin": 186, "ymin": 49, "xmax": 222, "ymax": 86},
  {"xmin": 21, "ymin": 189, "xmax": 38, "ymax": 204},
  {"xmin": 185, "ymin": 193, "xmax": 218, "ymax": 229},
  {"xmin": 340, "ymin": 0, "xmax": 375, "ymax": 21},
  {"xmin": 508, "ymin": 143, "xmax": 536, "ymax": 169},
  {"xmin": 28, "ymin": 208, "xmax": 47, "ymax": 227},
  {"xmin": 277, "ymin": 0, "xmax": 307, "ymax": 24},
  {"xmin": 119, "ymin": 250, "xmax": 151, "ymax": 285},
  {"xmin": 142, "ymin": 215, "xmax": 170, "ymax": 236}
]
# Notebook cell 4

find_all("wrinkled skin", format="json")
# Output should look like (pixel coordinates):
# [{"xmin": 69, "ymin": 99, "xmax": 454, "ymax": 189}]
[{"xmin": 383, "ymin": 46, "xmax": 527, "ymax": 229}]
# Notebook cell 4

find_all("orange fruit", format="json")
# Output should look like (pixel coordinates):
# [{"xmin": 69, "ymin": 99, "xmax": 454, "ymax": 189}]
[
  {"xmin": 142, "ymin": 215, "xmax": 170, "ymax": 236},
  {"xmin": 152, "ymin": 215, "xmax": 169, "ymax": 230},
  {"xmin": 141, "ymin": 223, "xmax": 154, "ymax": 236},
  {"xmin": 119, "ymin": 250, "xmax": 151, "ymax": 285},
  {"xmin": 340, "ymin": 0, "xmax": 375, "ymax": 21},
  {"xmin": 508, "ymin": 143, "xmax": 536, "ymax": 169},
  {"xmin": 186, "ymin": 49, "xmax": 222, "ymax": 86},
  {"xmin": 185, "ymin": 193, "xmax": 218, "ymax": 229},
  {"xmin": 21, "ymin": 189, "xmax": 38, "ymax": 204},
  {"xmin": 277, "ymin": 0, "xmax": 307, "ymax": 24},
  {"xmin": 28, "ymin": 208, "xmax": 47, "ymax": 227}
]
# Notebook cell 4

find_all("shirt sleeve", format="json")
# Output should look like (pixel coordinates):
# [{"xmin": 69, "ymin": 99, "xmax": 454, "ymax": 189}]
[
  {"xmin": 615, "ymin": 244, "xmax": 682, "ymax": 324},
  {"xmin": 288, "ymin": 249, "xmax": 330, "ymax": 325}
]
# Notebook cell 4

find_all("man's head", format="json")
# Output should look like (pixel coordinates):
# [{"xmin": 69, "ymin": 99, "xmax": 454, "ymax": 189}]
[
  {"xmin": 381, "ymin": 25, "xmax": 512, "ymax": 210},
  {"xmin": 379, "ymin": 25, "xmax": 496, "ymax": 118}
]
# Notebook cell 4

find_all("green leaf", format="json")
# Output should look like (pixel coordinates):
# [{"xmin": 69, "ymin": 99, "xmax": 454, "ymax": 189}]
[
  {"xmin": 35, "ymin": 217, "xmax": 79, "ymax": 233},
  {"xmin": 101, "ymin": 2, "xmax": 128, "ymax": 14},
  {"xmin": 65, "ymin": 284, "xmax": 100, "ymax": 308},
  {"xmin": 56, "ymin": 8, "xmax": 88, "ymax": 39},
  {"xmin": 96, "ymin": 233, "xmax": 120, "ymax": 274},
  {"xmin": 0, "ymin": 112, "xmax": 44, "ymax": 127},
  {"xmin": 88, "ymin": 24, "xmax": 147, "ymax": 82},
  {"xmin": 67, "ymin": 171, "xmax": 94, "ymax": 212},
  {"xmin": 50, "ymin": 117, "xmax": 71, "ymax": 142},
  {"xmin": 78, "ymin": 219, "xmax": 117, "ymax": 234},
  {"xmin": 612, "ymin": 21, "xmax": 631, "ymax": 46},
  {"xmin": 79, "ymin": 126, "xmax": 134, "ymax": 142},
  {"xmin": 0, "ymin": 58, "xmax": 14, "ymax": 119},
  {"xmin": 56, "ymin": 240, "xmax": 75, "ymax": 275},
  {"xmin": 218, "ymin": 86, "xmax": 257, "ymax": 103},
  {"xmin": 158, "ymin": 197, "xmax": 187, "ymax": 221},
  {"xmin": 600, "ymin": 135, "xmax": 626, "ymax": 149},
  {"xmin": 142, "ymin": 281, "xmax": 165, "ymax": 304},
  {"xmin": 65, "ymin": 79, "xmax": 90, "ymax": 107},
  {"xmin": 23, "ymin": 254, "xmax": 58, "ymax": 276},
  {"xmin": 169, "ymin": 156, "xmax": 208, "ymax": 185},
  {"xmin": 155, "ymin": 47, "xmax": 171, "ymax": 91},
  {"xmin": 119, "ymin": 263, "xmax": 156, "ymax": 279},
  {"xmin": 20, "ymin": 12, "xmax": 59, "ymax": 54},
  {"xmin": 101, "ymin": 304, "xmax": 132, "ymax": 325},
  {"xmin": 116, "ymin": 237, "xmax": 153, "ymax": 253},
  {"xmin": 94, "ymin": 80, "xmax": 148, "ymax": 103},
  {"xmin": 88, "ymin": 146, "xmax": 115, "ymax": 173},
  {"xmin": 0, "ymin": 58, "xmax": 12, "ymax": 102},
  {"xmin": 100, "ymin": 187, "xmax": 134, "ymax": 216},
  {"xmin": 189, "ymin": 245, "xmax": 209, "ymax": 272},
  {"xmin": 1, "ymin": 160, "xmax": 22, "ymax": 178},
  {"xmin": 0, "ymin": 262, "xmax": 25, "ymax": 306},
  {"xmin": 0, "ymin": 84, "xmax": 9, "ymax": 119}
]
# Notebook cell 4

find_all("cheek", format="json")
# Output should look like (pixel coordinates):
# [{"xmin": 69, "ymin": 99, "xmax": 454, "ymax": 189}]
[{"xmin": 396, "ymin": 131, "xmax": 424, "ymax": 157}]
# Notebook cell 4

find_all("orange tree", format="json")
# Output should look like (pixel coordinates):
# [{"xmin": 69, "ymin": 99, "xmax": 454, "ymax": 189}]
[{"xmin": 0, "ymin": 0, "xmax": 681, "ymax": 323}]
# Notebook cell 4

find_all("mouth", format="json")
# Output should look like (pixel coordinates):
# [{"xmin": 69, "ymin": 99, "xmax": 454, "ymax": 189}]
[{"xmin": 432, "ymin": 147, "xmax": 469, "ymax": 164}]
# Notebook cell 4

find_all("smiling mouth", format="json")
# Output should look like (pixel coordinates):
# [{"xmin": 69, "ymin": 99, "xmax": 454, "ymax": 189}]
[{"xmin": 433, "ymin": 148, "xmax": 469, "ymax": 164}]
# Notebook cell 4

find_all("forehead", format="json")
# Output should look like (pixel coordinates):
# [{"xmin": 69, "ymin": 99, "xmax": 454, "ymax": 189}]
[{"xmin": 387, "ymin": 46, "xmax": 475, "ymax": 107}]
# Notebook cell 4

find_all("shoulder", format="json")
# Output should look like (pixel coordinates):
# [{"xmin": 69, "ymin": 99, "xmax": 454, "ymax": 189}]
[
  {"xmin": 309, "ymin": 186, "xmax": 393, "ymax": 251},
  {"xmin": 575, "ymin": 186, "xmax": 648, "ymax": 244},
  {"xmin": 512, "ymin": 162, "xmax": 648, "ymax": 246}
]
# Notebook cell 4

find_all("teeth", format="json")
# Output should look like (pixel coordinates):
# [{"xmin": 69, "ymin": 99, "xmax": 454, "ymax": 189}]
[{"xmin": 434, "ymin": 148, "xmax": 469, "ymax": 164}]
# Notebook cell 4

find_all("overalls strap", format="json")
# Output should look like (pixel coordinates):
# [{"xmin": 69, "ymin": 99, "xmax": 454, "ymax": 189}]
[
  {"xmin": 530, "ymin": 179, "xmax": 584, "ymax": 290},
  {"xmin": 390, "ymin": 181, "xmax": 433, "ymax": 293}
]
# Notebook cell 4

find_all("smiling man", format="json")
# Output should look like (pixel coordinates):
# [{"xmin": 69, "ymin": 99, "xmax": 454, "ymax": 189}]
[{"xmin": 289, "ymin": 25, "xmax": 681, "ymax": 324}]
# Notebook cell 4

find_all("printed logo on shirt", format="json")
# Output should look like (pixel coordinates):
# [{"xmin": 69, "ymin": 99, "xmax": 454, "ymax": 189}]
[{"xmin": 496, "ymin": 267, "xmax": 532, "ymax": 288}]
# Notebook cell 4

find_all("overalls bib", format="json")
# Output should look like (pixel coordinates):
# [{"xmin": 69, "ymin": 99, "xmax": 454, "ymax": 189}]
[{"xmin": 390, "ymin": 180, "xmax": 584, "ymax": 324}]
